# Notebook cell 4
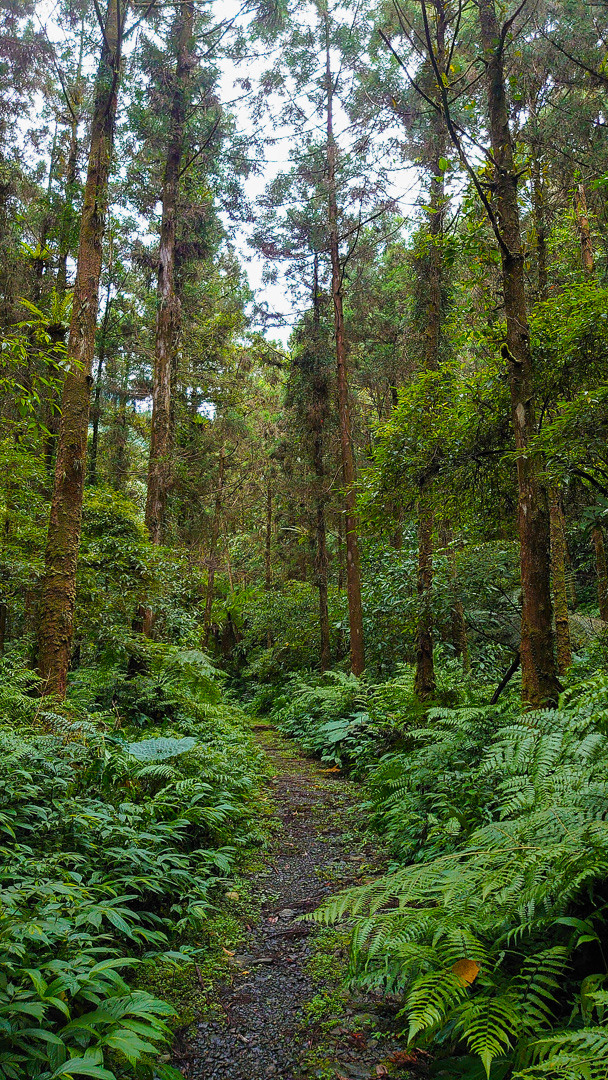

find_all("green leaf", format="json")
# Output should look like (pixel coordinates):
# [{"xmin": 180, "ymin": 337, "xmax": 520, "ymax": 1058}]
[{"xmin": 50, "ymin": 1060, "xmax": 116, "ymax": 1080}]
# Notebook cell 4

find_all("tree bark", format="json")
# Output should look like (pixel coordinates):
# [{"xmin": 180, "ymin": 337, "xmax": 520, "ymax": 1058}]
[
  {"xmin": 574, "ymin": 183, "xmax": 595, "ymax": 277},
  {"xmin": 38, "ymin": 0, "xmax": 124, "ymax": 697},
  {"xmin": 57, "ymin": 114, "xmax": 80, "ymax": 295},
  {"xmin": 412, "ymin": 0, "xmax": 448, "ymax": 698},
  {"xmin": 145, "ymin": 1, "xmax": 194, "ymax": 544},
  {"xmin": 310, "ymin": 252, "xmax": 331, "ymax": 671},
  {"xmin": 57, "ymin": 16, "xmax": 85, "ymax": 296},
  {"xmin": 592, "ymin": 525, "xmax": 608, "ymax": 622},
  {"xmin": 264, "ymin": 478, "xmax": 272, "ymax": 591},
  {"xmin": 89, "ymin": 280, "xmax": 113, "ymax": 485},
  {"xmin": 442, "ymin": 525, "xmax": 470, "ymax": 672},
  {"xmin": 478, "ymin": 0, "xmax": 560, "ymax": 707},
  {"xmin": 324, "ymin": 18, "xmax": 364, "ymax": 676},
  {"xmin": 203, "ymin": 444, "xmax": 224, "ymax": 645},
  {"xmin": 415, "ymin": 485, "xmax": 436, "ymax": 698},
  {"xmin": 549, "ymin": 488, "xmax": 572, "ymax": 674}
]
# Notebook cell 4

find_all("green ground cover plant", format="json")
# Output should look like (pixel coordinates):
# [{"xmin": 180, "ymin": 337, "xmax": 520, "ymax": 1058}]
[
  {"xmin": 0, "ymin": 650, "xmax": 266, "ymax": 1080},
  {"xmin": 301, "ymin": 672, "xmax": 608, "ymax": 1078}
]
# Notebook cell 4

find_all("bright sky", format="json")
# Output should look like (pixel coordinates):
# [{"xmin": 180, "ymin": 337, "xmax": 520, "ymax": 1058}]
[{"xmin": 33, "ymin": 0, "xmax": 422, "ymax": 345}]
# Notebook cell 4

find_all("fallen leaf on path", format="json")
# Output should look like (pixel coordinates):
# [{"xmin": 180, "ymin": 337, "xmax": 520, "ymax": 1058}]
[
  {"xmin": 267, "ymin": 916, "xmax": 278, "ymax": 924},
  {"xmin": 319, "ymin": 766, "xmax": 341, "ymax": 773},
  {"xmin": 376, "ymin": 1067, "xmax": 389, "ymax": 1077},
  {"xmin": 388, "ymin": 1050, "xmax": 420, "ymax": 1065},
  {"xmin": 222, "ymin": 947, "xmax": 235, "ymax": 956},
  {"xmin": 349, "ymin": 1032, "xmax": 367, "ymax": 1048}
]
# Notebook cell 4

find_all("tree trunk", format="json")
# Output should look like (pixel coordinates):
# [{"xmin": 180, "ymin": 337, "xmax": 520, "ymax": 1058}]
[
  {"xmin": 337, "ymin": 509, "xmax": 344, "ymax": 593},
  {"xmin": 265, "ymin": 479, "xmax": 272, "ymax": 591},
  {"xmin": 89, "ymin": 282, "xmax": 113, "ymax": 485},
  {"xmin": 57, "ymin": 16, "xmax": 85, "ymax": 295},
  {"xmin": 0, "ymin": 602, "xmax": 7, "ymax": 655},
  {"xmin": 145, "ymin": 1, "xmax": 194, "ymax": 544},
  {"xmin": 528, "ymin": 101, "xmax": 548, "ymax": 301},
  {"xmin": 574, "ymin": 183, "xmax": 595, "ymax": 276},
  {"xmin": 562, "ymin": 502, "xmax": 577, "ymax": 609},
  {"xmin": 315, "ymin": 492, "xmax": 331, "ymax": 671},
  {"xmin": 57, "ymin": 114, "xmax": 80, "ymax": 295},
  {"xmin": 478, "ymin": 0, "xmax": 559, "ymax": 707},
  {"xmin": 311, "ymin": 252, "xmax": 331, "ymax": 671},
  {"xmin": 43, "ymin": 321, "xmax": 69, "ymax": 480},
  {"xmin": 415, "ymin": 486, "xmax": 436, "ymax": 698},
  {"xmin": 203, "ymin": 444, "xmax": 225, "ymax": 645},
  {"xmin": 324, "ymin": 20, "xmax": 364, "ymax": 676},
  {"xmin": 38, "ymin": 0, "xmax": 124, "ymax": 698},
  {"xmin": 592, "ymin": 525, "xmax": 608, "ymax": 622},
  {"xmin": 442, "ymin": 525, "xmax": 470, "ymax": 672},
  {"xmin": 549, "ymin": 489, "xmax": 572, "ymax": 674},
  {"xmin": 412, "ymin": 1, "xmax": 448, "ymax": 697}
]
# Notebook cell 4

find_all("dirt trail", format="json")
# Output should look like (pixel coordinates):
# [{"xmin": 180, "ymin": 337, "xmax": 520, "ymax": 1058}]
[{"xmin": 181, "ymin": 726, "xmax": 409, "ymax": 1080}]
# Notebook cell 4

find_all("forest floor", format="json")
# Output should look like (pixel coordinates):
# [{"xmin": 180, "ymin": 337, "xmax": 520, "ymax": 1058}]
[{"xmin": 173, "ymin": 724, "xmax": 422, "ymax": 1080}]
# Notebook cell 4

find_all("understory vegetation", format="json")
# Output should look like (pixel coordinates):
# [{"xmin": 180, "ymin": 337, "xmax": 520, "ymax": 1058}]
[
  {"xmin": 263, "ymin": 662, "xmax": 608, "ymax": 1078},
  {"xmin": 5, "ymin": 0, "xmax": 608, "ymax": 1077},
  {"xmin": 0, "ymin": 647, "xmax": 265, "ymax": 1080}
]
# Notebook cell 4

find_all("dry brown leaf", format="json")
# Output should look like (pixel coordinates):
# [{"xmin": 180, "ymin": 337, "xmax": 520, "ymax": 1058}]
[
  {"xmin": 451, "ymin": 958, "xmax": 480, "ymax": 985},
  {"xmin": 222, "ymin": 947, "xmax": 235, "ymax": 956}
]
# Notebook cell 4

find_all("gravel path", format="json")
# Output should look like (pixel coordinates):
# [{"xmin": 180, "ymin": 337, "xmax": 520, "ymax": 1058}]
[{"xmin": 179, "ymin": 726, "xmax": 412, "ymax": 1080}]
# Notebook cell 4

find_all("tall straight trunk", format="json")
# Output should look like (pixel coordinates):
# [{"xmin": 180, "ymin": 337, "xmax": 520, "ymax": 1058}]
[
  {"xmin": 575, "ymin": 183, "xmax": 595, "ymax": 276},
  {"xmin": 56, "ymin": 116, "xmax": 79, "ymax": 295},
  {"xmin": 549, "ymin": 489, "xmax": 572, "ymax": 674},
  {"xmin": 531, "ymin": 153, "xmax": 548, "ymax": 300},
  {"xmin": 89, "ymin": 281, "xmax": 113, "ymax": 484},
  {"xmin": 0, "ymin": 602, "xmax": 6, "ymax": 655},
  {"xmin": 57, "ymin": 16, "xmax": 85, "ymax": 295},
  {"xmin": 532, "ymin": 159, "xmax": 571, "ymax": 663},
  {"xmin": 264, "ymin": 479, "xmax": 272, "ymax": 591},
  {"xmin": 562, "ymin": 503, "xmax": 577, "ymax": 609},
  {"xmin": 145, "ymin": 1, "xmax": 194, "ymax": 544},
  {"xmin": 441, "ymin": 524, "xmax": 470, "ymax": 672},
  {"xmin": 203, "ymin": 444, "xmax": 224, "ymax": 644},
  {"xmin": 315, "ymin": 490, "xmax": 331, "ymax": 671},
  {"xmin": 592, "ymin": 526, "xmax": 608, "ymax": 622},
  {"xmin": 478, "ymin": 0, "xmax": 559, "ymax": 707},
  {"xmin": 415, "ymin": 486, "xmax": 435, "ymax": 697},
  {"xmin": 573, "ymin": 181, "xmax": 607, "ymax": 615},
  {"xmin": 414, "ymin": 2, "xmax": 447, "ymax": 698},
  {"xmin": 38, "ymin": 0, "xmax": 124, "ymax": 697},
  {"xmin": 311, "ymin": 253, "xmax": 331, "ymax": 671},
  {"xmin": 324, "ymin": 20, "xmax": 364, "ymax": 676},
  {"xmin": 337, "ymin": 509, "xmax": 344, "ymax": 592}
]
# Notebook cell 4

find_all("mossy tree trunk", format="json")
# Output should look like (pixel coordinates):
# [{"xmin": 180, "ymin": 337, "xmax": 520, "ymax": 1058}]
[
  {"xmin": 145, "ymin": 1, "xmax": 194, "ymax": 545},
  {"xmin": 38, "ymin": 0, "xmax": 124, "ymax": 697},
  {"xmin": 478, "ymin": 0, "xmax": 560, "ymax": 707}
]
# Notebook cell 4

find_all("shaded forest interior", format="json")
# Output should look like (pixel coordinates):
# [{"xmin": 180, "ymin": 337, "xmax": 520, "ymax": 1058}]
[{"xmin": 4, "ymin": 0, "xmax": 608, "ymax": 1077}]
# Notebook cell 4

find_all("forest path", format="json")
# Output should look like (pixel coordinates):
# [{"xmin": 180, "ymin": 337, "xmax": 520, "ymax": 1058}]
[{"xmin": 180, "ymin": 725, "xmax": 411, "ymax": 1080}]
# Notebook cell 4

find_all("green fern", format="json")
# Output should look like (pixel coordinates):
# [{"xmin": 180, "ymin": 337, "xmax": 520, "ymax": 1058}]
[{"xmin": 313, "ymin": 677, "xmax": 608, "ymax": 1077}]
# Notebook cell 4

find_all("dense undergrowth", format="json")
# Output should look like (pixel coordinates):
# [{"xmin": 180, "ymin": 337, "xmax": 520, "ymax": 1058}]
[
  {"xmin": 266, "ymin": 658, "xmax": 608, "ymax": 1079},
  {"xmin": 0, "ymin": 647, "xmax": 265, "ymax": 1080}
]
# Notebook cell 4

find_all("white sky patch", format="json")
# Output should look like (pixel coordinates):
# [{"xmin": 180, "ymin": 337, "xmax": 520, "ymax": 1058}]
[{"xmin": 29, "ymin": 0, "xmax": 428, "ymax": 346}]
